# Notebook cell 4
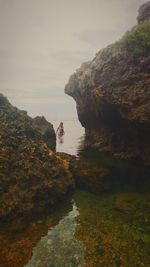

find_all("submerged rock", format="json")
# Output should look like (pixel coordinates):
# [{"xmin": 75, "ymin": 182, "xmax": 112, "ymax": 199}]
[
  {"xmin": 114, "ymin": 192, "xmax": 150, "ymax": 213},
  {"xmin": 0, "ymin": 94, "xmax": 74, "ymax": 221},
  {"xmin": 65, "ymin": 2, "xmax": 150, "ymax": 165}
]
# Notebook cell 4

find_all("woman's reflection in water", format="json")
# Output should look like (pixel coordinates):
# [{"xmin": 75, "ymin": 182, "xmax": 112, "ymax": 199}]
[
  {"xmin": 58, "ymin": 132, "xmax": 64, "ymax": 144},
  {"xmin": 56, "ymin": 122, "xmax": 65, "ymax": 144}
]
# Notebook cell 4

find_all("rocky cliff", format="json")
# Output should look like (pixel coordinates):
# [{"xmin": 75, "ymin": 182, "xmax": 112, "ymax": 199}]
[
  {"xmin": 65, "ymin": 2, "xmax": 150, "ymax": 165},
  {"xmin": 0, "ymin": 94, "xmax": 74, "ymax": 221}
]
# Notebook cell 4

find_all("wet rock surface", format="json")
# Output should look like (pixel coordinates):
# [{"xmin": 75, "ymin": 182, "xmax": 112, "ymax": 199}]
[
  {"xmin": 0, "ymin": 94, "xmax": 74, "ymax": 221},
  {"xmin": 65, "ymin": 2, "xmax": 150, "ymax": 165}
]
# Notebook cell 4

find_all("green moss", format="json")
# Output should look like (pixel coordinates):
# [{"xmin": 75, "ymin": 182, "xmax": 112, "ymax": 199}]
[
  {"xmin": 120, "ymin": 20, "xmax": 150, "ymax": 55},
  {"xmin": 132, "ymin": 232, "xmax": 150, "ymax": 244},
  {"xmin": 141, "ymin": 234, "xmax": 150, "ymax": 244}
]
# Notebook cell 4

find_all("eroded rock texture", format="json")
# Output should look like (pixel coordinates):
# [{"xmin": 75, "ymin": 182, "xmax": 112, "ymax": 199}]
[
  {"xmin": 65, "ymin": 2, "xmax": 150, "ymax": 164},
  {"xmin": 0, "ymin": 94, "xmax": 74, "ymax": 221}
]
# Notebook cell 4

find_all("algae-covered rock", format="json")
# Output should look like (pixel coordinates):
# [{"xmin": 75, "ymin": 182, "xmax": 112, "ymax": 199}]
[{"xmin": 0, "ymin": 94, "xmax": 74, "ymax": 221}]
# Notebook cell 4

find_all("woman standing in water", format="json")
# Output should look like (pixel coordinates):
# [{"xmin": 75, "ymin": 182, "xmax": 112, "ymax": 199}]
[
  {"xmin": 56, "ymin": 122, "xmax": 65, "ymax": 144},
  {"xmin": 56, "ymin": 122, "xmax": 65, "ymax": 135}
]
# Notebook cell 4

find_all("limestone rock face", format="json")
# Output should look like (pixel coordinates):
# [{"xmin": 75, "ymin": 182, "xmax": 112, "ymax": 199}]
[
  {"xmin": 137, "ymin": 1, "xmax": 150, "ymax": 23},
  {"xmin": 0, "ymin": 94, "xmax": 74, "ymax": 221},
  {"xmin": 65, "ymin": 2, "xmax": 150, "ymax": 164}
]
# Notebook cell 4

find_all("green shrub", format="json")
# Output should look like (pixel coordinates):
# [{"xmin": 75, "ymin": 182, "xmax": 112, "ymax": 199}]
[{"xmin": 120, "ymin": 20, "xmax": 150, "ymax": 55}]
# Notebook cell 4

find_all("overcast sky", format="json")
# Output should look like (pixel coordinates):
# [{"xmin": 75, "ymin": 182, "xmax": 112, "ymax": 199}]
[{"xmin": 0, "ymin": 0, "xmax": 146, "ymax": 120}]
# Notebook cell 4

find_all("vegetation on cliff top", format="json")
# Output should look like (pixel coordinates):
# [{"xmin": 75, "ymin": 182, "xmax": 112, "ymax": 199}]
[{"xmin": 120, "ymin": 20, "xmax": 150, "ymax": 55}]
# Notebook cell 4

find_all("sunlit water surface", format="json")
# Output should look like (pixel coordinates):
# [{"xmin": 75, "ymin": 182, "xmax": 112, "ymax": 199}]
[{"xmin": 51, "ymin": 120, "xmax": 85, "ymax": 155}]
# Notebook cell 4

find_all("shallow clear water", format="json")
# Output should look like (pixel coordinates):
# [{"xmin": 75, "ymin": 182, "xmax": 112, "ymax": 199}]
[
  {"xmin": 1, "ymin": 186, "xmax": 150, "ymax": 267},
  {"xmin": 25, "ymin": 202, "xmax": 85, "ymax": 267},
  {"xmin": 2, "ymin": 190, "xmax": 150, "ymax": 267},
  {"xmin": 1, "ymin": 121, "xmax": 150, "ymax": 267},
  {"xmin": 9, "ymin": 187, "xmax": 149, "ymax": 267}
]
